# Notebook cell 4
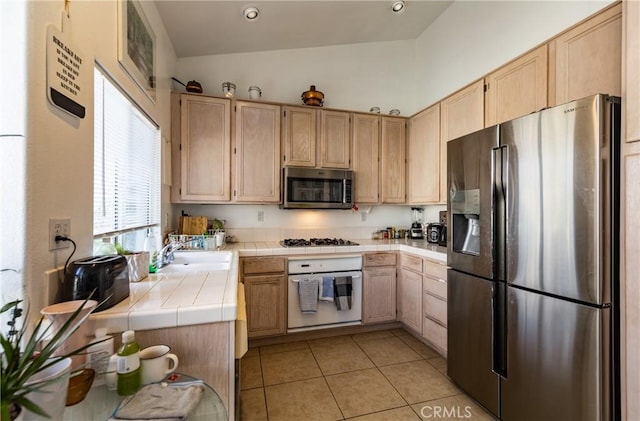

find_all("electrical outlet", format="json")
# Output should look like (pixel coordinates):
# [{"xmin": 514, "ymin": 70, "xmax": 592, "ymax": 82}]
[
  {"xmin": 257, "ymin": 210, "xmax": 264, "ymax": 222},
  {"xmin": 361, "ymin": 212, "xmax": 367, "ymax": 222},
  {"xmin": 49, "ymin": 219, "xmax": 71, "ymax": 251}
]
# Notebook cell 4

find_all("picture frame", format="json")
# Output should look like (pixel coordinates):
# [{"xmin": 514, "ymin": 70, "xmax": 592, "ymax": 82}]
[{"xmin": 117, "ymin": 0, "xmax": 156, "ymax": 102}]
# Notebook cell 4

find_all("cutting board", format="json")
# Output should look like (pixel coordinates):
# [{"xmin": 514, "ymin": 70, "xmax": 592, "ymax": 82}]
[{"xmin": 179, "ymin": 216, "xmax": 208, "ymax": 235}]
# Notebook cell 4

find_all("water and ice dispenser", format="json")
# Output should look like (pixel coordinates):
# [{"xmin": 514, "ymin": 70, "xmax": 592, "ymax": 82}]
[{"xmin": 451, "ymin": 189, "xmax": 481, "ymax": 256}]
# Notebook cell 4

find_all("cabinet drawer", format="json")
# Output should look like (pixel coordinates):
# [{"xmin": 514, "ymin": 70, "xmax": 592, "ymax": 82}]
[
  {"xmin": 424, "ymin": 260, "xmax": 447, "ymax": 281},
  {"xmin": 242, "ymin": 257, "xmax": 286, "ymax": 275},
  {"xmin": 423, "ymin": 316, "xmax": 447, "ymax": 353},
  {"xmin": 363, "ymin": 253, "xmax": 397, "ymax": 267},
  {"xmin": 423, "ymin": 277, "xmax": 447, "ymax": 300},
  {"xmin": 400, "ymin": 253, "xmax": 423, "ymax": 272},
  {"xmin": 424, "ymin": 292, "xmax": 447, "ymax": 326}
]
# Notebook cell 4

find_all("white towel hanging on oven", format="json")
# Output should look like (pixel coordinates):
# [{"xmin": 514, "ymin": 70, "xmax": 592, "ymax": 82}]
[{"xmin": 298, "ymin": 278, "xmax": 319, "ymax": 313}]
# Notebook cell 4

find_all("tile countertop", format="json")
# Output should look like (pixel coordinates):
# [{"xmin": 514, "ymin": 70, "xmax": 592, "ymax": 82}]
[
  {"xmin": 89, "ymin": 240, "xmax": 446, "ymax": 334},
  {"xmin": 89, "ymin": 251, "xmax": 240, "ymax": 334},
  {"xmin": 227, "ymin": 239, "xmax": 447, "ymax": 263}
]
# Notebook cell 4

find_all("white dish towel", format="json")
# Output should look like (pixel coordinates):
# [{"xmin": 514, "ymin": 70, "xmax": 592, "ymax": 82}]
[{"xmin": 298, "ymin": 279, "xmax": 319, "ymax": 313}]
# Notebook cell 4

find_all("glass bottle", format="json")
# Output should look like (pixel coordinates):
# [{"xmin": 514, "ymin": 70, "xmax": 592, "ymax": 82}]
[{"xmin": 116, "ymin": 330, "xmax": 141, "ymax": 395}]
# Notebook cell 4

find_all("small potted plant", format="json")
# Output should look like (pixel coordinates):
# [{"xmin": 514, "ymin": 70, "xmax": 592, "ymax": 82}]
[
  {"xmin": 115, "ymin": 244, "xmax": 149, "ymax": 282},
  {"xmin": 0, "ymin": 297, "xmax": 100, "ymax": 420}
]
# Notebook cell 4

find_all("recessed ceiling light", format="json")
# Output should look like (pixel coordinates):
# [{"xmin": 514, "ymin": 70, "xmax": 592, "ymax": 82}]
[
  {"xmin": 391, "ymin": 1, "xmax": 405, "ymax": 13},
  {"xmin": 243, "ymin": 6, "xmax": 259, "ymax": 21}
]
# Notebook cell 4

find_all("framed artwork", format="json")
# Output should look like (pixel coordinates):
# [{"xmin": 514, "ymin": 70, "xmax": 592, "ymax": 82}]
[{"xmin": 118, "ymin": 0, "xmax": 156, "ymax": 101}]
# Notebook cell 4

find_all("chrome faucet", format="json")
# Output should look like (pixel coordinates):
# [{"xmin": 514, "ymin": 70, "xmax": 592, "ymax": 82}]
[{"xmin": 157, "ymin": 240, "xmax": 186, "ymax": 268}]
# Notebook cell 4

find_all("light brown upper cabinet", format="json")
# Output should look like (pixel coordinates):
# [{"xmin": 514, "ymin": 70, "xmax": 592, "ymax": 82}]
[
  {"xmin": 381, "ymin": 116, "xmax": 406, "ymax": 203},
  {"xmin": 625, "ymin": 0, "xmax": 640, "ymax": 143},
  {"xmin": 282, "ymin": 105, "xmax": 317, "ymax": 167},
  {"xmin": 407, "ymin": 103, "xmax": 440, "ymax": 204},
  {"xmin": 282, "ymin": 106, "xmax": 351, "ymax": 169},
  {"xmin": 440, "ymin": 79, "xmax": 485, "ymax": 203},
  {"xmin": 319, "ymin": 110, "xmax": 351, "ymax": 168},
  {"xmin": 352, "ymin": 113, "xmax": 380, "ymax": 204},
  {"xmin": 549, "ymin": 3, "xmax": 621, "ymax": 106},
  {"xmin": 485, "ymin": 45, "xmax": 548, "ymax": 126},
  {"xmin": 172, "ymin": 93, "xmax": 231, "ymax": 202},
  {"xmin": 233, "ymin": 101, "xmax": 281, "ymax": 202}
]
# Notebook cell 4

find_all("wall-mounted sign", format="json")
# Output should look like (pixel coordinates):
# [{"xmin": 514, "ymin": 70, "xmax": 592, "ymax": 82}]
[{"xmin": 46, "ymin": 25, "xmax": 87, "ymax": 118}]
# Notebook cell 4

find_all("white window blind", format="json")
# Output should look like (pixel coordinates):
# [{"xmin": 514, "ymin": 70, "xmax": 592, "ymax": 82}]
[{"xmin": 93, "ymin": 67, "xmax": 160, "ymax": 237}]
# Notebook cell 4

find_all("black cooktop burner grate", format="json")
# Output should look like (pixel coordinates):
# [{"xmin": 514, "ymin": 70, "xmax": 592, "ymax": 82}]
[{"xmin": 280, "ymin": 238, "xmax": 359, "ymax": 247}]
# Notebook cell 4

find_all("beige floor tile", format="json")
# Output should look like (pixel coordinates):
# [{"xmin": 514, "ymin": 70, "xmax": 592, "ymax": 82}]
[
  {"xmin": 358, "ymin": 337, "xmax": 422, "ymax": 367},
  {"xmin": 326, "ymin": 368, "xmax": 406, "ymax": 418},
  {"xmin": 311, "ymin": 341, "xmax": 375, "ymax": 375},
  {"xmin": 380, "ymin": 360, "xmax": 460, "ymax": 404},
  {"xmin": 240, "ymin": 355, "xmax": 263, "ymax": 390},
  {"xmin": 397, "ymin": 334, "xmax": 440, "ymax": 359},
  {"xmin": 309, "ymin": 334, "xmax": 357, "ymax": 349},
  {"xmin": 260, "ymin": 340, "xmax": 309, "ymax": 355},
  {"xmin": 412, "ymin": 393, "xmax": 497, "ymax": 421},
  {"xmin": 265, "ymin": 377, "xmax": 343, "ymax": 421},
  {"xmin": 346, "ymin": 405, "xmax": 421, "ymax": 420},
  {"xmin": 351, "ymin": 330, "xmax": 395, "ymax": 344},
  {"xmin": 389, "ymin": 328, "xmax": 411, "ymax": 337},
  {"xmin": 427, "ymin": 356, "xmax": 447, "ymax": 374},
  {"xmin": 244, "ymin": 347, "xmax": 260, "ymax": 358},
  {"xmin": 261, "ymin": 348, "xmax": 322, "ymax": 385},
  {"xmin": 240, "ymin": 388, "xmax": 268, "ymax": 421}
]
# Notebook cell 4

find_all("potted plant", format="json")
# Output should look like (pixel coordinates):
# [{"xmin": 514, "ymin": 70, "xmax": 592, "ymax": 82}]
[
  {"xmin": 114, "ymin": 244, "xmax": 149, "ymax": 282},
  {"xmin": 0, "ymin": 297, "xmax": 100, "ymax": 420}
]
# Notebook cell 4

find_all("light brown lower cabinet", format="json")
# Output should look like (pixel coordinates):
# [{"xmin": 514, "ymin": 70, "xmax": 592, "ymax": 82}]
[
  {"xmin": 398, "ymin": 268, "xmax": 423, "ymax": 333},
  {"xmin": 241, "ymin": 257, "xmax": 287, "ymax": 338},
  {"xmin": 362, "ymin": 253, "xmax": 397, "ymax": 324},
  {"xmin": 422, "ymin": 259, "xmax": 448, "ymax": 356}
]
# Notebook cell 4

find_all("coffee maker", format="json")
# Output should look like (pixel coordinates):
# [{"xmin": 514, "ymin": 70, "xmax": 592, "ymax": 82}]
[
  {"xmin": 438, "ymin": 210, "xmax": 448, "ymax": 246},
  {"xmin": 410, "ymin": 207, "xmax": 424, "ymax": 239}
]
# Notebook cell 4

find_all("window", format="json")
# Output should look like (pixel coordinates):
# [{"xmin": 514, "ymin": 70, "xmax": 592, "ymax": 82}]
[{"xmin": 93, "ymin": 67, "xmax": 160, "ymax": 252}]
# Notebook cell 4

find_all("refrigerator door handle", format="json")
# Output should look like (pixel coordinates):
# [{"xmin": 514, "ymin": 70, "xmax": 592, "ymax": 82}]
[
  {"xmin": 492, "ymin": 281, "xmax": 507, "ymax": 378},
  {"xmin": 492, "ymin": 146, "xmax": 507, "ymax": 281}
]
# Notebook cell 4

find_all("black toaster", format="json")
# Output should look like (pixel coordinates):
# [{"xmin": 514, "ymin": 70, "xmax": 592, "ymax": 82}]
[{"xmin": 62, "ymin": 255, "xmax": 129, "ymax": 311}]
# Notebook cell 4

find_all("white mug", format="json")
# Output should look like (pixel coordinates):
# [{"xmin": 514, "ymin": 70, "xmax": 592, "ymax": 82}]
[
  {"xmin": 140, "ymin": 345, "xmax": 179, "ymax": 385},
  {"xmin": 215, "ymin": 232, "xmax": 225, "ymax": 250}
]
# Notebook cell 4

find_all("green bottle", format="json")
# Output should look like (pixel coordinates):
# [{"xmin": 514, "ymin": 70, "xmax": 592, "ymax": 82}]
[{"xmin": 116, "ymin": 330, "xmax": 141, "ymax": 395}]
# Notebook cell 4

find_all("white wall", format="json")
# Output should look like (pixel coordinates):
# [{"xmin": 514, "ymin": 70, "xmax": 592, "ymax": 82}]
[
  {"xmin": 21, "ymin": 0, "xmax": 176, "ymax": 313},
  {"xmin": 176, "ymin": 40, "xmax": 417, "ymax": 116},
  {"xmin": 0, "ymin": 1, "xmax": 28, "ymax": 309},
  {"xmin": 173, "ymin": 203, "xmax": 447, "ymax": 242},
  {"xmin": 415, "ymin": 0, "xmax": 614, "ymax": 106}
]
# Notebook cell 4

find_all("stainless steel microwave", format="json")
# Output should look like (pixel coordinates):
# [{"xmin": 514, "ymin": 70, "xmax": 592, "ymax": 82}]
[{"xmin": 281, "ymin": 167, "xmax": 354, "ymax": 209}]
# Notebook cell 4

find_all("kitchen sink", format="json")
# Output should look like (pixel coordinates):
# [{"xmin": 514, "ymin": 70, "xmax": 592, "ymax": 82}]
[{"xmin": 157, "ymin": 251, "xmax": 232, "ymax": 273}]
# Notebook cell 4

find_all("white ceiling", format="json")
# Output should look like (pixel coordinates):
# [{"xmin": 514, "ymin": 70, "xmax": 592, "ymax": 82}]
[{"xmin": 154, "ymin": 1, "xmax": 453, "ymax": 58}]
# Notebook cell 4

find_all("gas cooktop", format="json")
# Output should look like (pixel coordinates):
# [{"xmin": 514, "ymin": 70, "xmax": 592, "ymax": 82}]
[{"xmin": 280, "ymin": 238, "xmax": 359, "ymax": 247}]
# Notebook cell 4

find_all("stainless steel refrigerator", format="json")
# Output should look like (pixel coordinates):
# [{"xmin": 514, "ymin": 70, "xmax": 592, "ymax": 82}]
[{"xmin": 446, "ymin": 94, "xmax": 620, "ymax": 421}]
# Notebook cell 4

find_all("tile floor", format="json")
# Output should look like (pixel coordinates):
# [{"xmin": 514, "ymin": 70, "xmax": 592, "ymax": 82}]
[{"xmin": 239, "ymin": 328, "xmax": 497, "ymax": 420}]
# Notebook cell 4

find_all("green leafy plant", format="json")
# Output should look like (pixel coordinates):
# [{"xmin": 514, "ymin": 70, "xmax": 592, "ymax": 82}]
[
  {"xmin": 211, "ymin": 218, "xmax": 225, "ymax": 231},
  {"xmin": 0, "ymin": 297, "xmax": 101, "ymax": 420},
  {"xmin": 114, "ymin": 243, "xmax": 133, "ymax": 255}
]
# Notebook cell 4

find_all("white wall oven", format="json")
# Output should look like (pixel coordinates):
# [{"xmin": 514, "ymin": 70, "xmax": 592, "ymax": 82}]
[{"xmin": 287, "ymin": 255, "xmax": 362, "ymax": 332}]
